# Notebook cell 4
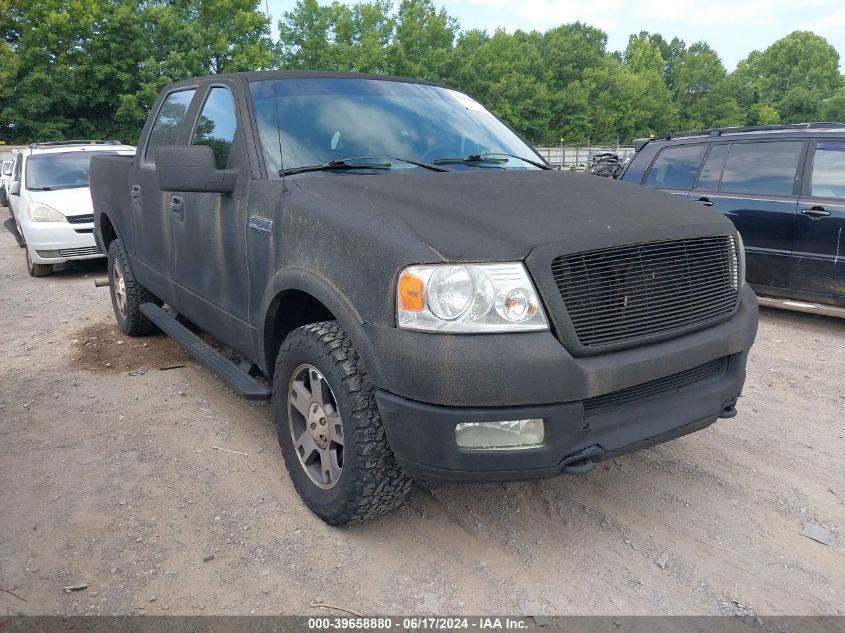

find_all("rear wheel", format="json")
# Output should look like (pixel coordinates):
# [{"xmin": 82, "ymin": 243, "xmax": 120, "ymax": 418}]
[
  {"xmin": 25, "ymin": 246, "xmax": 52, "ymax": 277},
  {"xmin": 273, "ymin": 321, "xmax": 413, "ymax": 525},
  {"xmin": 107, "ymin": 239, "xmax": 159, "ymax": 336}
]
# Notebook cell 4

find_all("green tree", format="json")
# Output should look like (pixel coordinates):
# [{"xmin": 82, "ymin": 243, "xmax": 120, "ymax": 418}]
[
  {"xmin": 385, "ymin": 0, "xmax": 457, "ymax": 80},
  {"xmin": 0, "ymin": 0, "xmax": 275, "ymax": 144},
  {"xmin": 748, "ymin": 103, "xmax": 780, "ymax": 125},
  {"xmin": 731, "ymin": 31, "xmax": 843, "ymax": 123},
  {"xmin": 819, "ymin": 89, "xmax": 845, "ymax": 122},
  {"xmin": 671, "ymin": 42, "xmax": 743, "ymax": 129}
]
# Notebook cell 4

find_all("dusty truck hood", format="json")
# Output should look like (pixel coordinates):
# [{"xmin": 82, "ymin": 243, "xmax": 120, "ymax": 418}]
[
  {"xmin": 293, "ymin": 169, "xmax": 735, "ymax": 261},
  {"xmin": 27, "ymin": 187, "xmax": 93, "ymax": 217}
]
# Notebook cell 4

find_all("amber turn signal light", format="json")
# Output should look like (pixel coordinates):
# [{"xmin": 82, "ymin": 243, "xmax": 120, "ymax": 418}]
[{"xmin": 398, "ymin": 271, "xmax": 425, "ymax": 312}]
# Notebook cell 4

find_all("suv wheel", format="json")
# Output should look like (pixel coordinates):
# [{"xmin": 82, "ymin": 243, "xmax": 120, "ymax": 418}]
[
  {"xmin": 273, "ymin": 322, "xmax": 413, "ymax": 525},
  {"xmin": 25, "ymin": 245, "xmax": 53, "ymax": 277},
  {"xmin": 107, "ymin": 239, "xmax": 160, "ymax": 336}
]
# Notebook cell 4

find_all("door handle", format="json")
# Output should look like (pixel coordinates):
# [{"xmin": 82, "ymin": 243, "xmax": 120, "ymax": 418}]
[
  {"xmin": 170, "ymin": 195, "xmax": 184, "ymax": 220},
  {"xmin": 696, "ymin": 197, "xmax": 714, "ymax": 207},
  {"xmin": 130, "ymin": 185, "xmax": 141, "ymax": 200},
  {"xmin": 800, "ymin": 205, "xmax": 831, "ymax": 219}
]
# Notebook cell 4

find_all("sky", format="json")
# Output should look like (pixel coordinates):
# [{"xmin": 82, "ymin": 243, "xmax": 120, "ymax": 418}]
[{"xmin": 265, "ymin": 0, "xmax": 845, "ymax": 72}]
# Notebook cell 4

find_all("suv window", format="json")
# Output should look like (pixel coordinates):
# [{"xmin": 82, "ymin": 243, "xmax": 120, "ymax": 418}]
[
  {"xmin": 145, "ymin": 89, "xmax": 197, "ymax": 164},
  {"xmin": 644, "ymin": 144, "xmax": 706, "ymax": 190},
  {"xmin": 191, "ymin": 87, "xmax": 237, "ymax": 170},
  {"xmin": 810, "ymin": 141, "xmax": 845, "ymax": 199},
  {"xmin": 720, "ymin": 141, "xmax": 803, "ymax": 197},
  {"xmin": 694, "ymin": 144, "xmax": 729, "ymax": 191}
]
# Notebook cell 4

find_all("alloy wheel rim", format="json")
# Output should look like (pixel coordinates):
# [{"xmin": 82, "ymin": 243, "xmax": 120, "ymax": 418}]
[
  {"xmin": 113, "ymin": 259, "xmax": 127, "ymax": 316},
  {"xmin": 288, "ymin": 364, "xmax": 344, "ymax": 490}
]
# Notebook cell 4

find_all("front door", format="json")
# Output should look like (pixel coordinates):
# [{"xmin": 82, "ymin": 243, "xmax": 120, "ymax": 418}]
[
  {"xmin": 170, "ymin": 83, "xmax": 253, "ymax": 355},
  {"xmin": 791, "ymin": 139, "xmax": 845, "ymax": 299}
]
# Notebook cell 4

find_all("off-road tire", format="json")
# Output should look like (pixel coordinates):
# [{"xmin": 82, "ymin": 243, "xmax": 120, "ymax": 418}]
[
  {"xmin": 273, "ymin": 321, "xmax": 413, "ymax": 526},
  {"xmin": 107, "ymin": 239, "xmax": 160, "ymax": 336},
  {"xmin": 25, "ymin": 246, "xmax": 52, "ymax": 277}
]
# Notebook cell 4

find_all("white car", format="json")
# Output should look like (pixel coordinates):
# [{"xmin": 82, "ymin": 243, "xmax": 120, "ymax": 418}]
[
  {"xmin": 0, "ymin": 159, "xmax": 13, "ymax": 209},
  {"xmin": 7, "ymin": 141, "xmax": 135, "ymax": 277}
]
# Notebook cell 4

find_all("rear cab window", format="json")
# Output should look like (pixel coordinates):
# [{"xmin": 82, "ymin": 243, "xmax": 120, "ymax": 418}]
[
  {"xmin": 644, "ymin": 144, "xmax": 707, "ymax": 190},
  {"xmin": 145, "ymin": 89, "xmax": 197, "ymax": 165},
  {"xmin": 808, "ymin": 141, "xmax": 845, "ymax": 199}
]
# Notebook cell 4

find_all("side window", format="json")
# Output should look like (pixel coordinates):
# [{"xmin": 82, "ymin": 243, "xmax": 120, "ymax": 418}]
[
  {"xmin": 694, "ymin": 144, "xmax": 729, "ymax": 191},
  {"xmin": 145, "ymin": 89, "xmax": 197, "ymax": 165},
  {"xmin": 644, "ymin": 144, "xmax": 707, "ymax": 190},
  {"xmin": 720, "ymin": 141, "xmax": 803, "ymax": 197},
  {"xmin": 191, "ymin": 87, "xmax": 237, "ymax": 170},
  {"xmin": 809, "ymin": 141, "xmax": 845, "ymax": 199}
]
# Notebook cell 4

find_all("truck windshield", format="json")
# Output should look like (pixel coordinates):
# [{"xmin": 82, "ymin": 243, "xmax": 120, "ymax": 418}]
[
  {"xmin": 25, "ymin": 152, "xmax": 116, "ymax": 190},
  {"xmin": 249, "ymin": 78, "xmax": 542, "ymax": 174}
]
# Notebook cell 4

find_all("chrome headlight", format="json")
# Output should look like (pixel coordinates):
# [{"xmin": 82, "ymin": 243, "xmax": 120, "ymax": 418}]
[
  {"xmin": 26, "ymin": 203, "xmax": 66, "ymax": 223},
  {"xmin": 397, "ymin": 263, "xmax": 548, "ymax": 333}
]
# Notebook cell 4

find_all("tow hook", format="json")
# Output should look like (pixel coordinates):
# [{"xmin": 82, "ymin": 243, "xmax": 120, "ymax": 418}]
[
  {"xmin": 719, "ymin": 399, "xmax": 738, "ymax": 419},
  {"xmin": 561, "ymin": 458, "xmax": 595, "ymax": 475}
]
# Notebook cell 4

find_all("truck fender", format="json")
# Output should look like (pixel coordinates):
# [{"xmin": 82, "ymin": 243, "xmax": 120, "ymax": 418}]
[{"xmin": 259, "ymin": 267, "xmax": 387, "ymax": 387}]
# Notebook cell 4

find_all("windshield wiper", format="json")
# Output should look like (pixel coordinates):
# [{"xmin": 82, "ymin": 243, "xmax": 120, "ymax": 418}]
[
  {"xmin": 281, "ymin": 159, "xmax": 392, "ymax": 176},
  {"xmin": 28, "ymin": 186, "xmax": 55, "ymax": 191},
  {"xmin": 357, "ymin": 157, "xmax": 449, "ymax": 172},
  {"xmin": 281, "ymin": 157, "xmax": 448, "ymax": 176},
  {"xmin": 432, "ymin": 153, "xmax": 551, "ymax": 170}
]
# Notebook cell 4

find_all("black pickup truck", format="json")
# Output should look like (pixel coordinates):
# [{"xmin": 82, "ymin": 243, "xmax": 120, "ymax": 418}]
[{"xmin": 91, "ymin": 71, "xmax": 758, "ymax": 525}]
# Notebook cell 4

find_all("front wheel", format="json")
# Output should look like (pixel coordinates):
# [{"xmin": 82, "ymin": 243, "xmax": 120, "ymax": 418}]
[
  {"xmin": 25, "ymin": 246, "xmax": 53, "ymax": 277},
  {"xmin": 273, "ymin": 322, "xmax": 413, "ymax": 526}
]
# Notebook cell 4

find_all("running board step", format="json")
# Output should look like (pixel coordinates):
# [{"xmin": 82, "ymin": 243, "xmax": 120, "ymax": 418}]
[
  {"xmin": 757, "ymin": 296, "xmax": 845, "ymax": 319},
  {"xmin": 4, "ymin": 216, "xmax": 25, "ymax": 247},
  {"xmin": 139, "ymin": 303, "xmax": 271, "ymax": 401}
]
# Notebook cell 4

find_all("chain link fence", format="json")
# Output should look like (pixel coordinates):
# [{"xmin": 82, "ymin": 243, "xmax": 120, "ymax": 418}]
[{"xmin": 535, "ymin": 146, "xmax": 635, "ymax": 170}]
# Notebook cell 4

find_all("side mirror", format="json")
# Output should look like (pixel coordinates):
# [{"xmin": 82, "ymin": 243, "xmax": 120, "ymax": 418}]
[
  {"xmin": 155, "ymin": 145, "xmax": 238, "ymax": 194},
  {"xmin": 9, "ymin": 181, "xmax": 20, "ymax": 196}
]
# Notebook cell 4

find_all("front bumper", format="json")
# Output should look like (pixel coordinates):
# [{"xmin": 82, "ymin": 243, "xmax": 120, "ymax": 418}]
[
  {"xmin": 369, "ymin": 285, "xmax": 757, "ymax": 481},
  {"xmin": 20, "ymin": 218, "xmax": 102, "ymax": 264},
  {"xmin": 378, "ymin": 352, "xmax": 746, "ymax": 482}
]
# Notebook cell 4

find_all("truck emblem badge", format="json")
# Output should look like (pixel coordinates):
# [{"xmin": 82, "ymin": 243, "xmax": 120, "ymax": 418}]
[{"xmin": 249, "ymin": 216, "xmax": 273, "ymax": 235}]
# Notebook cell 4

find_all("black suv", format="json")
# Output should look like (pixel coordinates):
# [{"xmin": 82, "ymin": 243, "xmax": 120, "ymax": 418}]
[{"xmin": 621, "ymin": 123, "xmax": 845, "ymax": 309}]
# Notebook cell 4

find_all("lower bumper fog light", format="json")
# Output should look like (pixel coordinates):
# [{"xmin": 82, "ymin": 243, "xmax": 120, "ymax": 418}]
[
  {"xmin": 36, "ymin": 250, "xmax": 62, "ymax": 259},
  {"xmin": 455, "ymin": 419, "xmax": 544, "ymax": 449}
]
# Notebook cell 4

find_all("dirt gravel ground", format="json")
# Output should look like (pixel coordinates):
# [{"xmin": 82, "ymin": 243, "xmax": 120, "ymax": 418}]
[{"xmin": 0, "ymin": 226, "xmax": 843, "ymax": 618}]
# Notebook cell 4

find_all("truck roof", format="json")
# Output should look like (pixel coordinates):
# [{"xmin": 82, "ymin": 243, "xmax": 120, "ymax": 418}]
[{"xmin": 164, "ymin": 69, "xmax": 441, "ymax": 90}]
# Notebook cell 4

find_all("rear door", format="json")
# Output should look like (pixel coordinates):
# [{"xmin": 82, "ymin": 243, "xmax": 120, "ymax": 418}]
[
  {"xmin": 132, "ymin": 87, "xmax": 199, "ymax": 301},
  {"xmin": 790, "ymin": 139, "xmax": 845, "ymax": 299},
  {"xmin": 690, "ymin": 139, "xmax": 806, "ymax": 289}
]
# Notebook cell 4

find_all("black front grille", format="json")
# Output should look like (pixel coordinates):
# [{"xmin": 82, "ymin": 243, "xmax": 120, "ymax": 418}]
[
  {"xmin": 551, "ymin": 236, "xmax": 739, "ymax": 347},
  {"xmin": 583, "ymin": 357, "xmax": 728, "ymax": 416},
  {"xmin": 67, "ymin": 214, "xmax": 94, "ymax": 224}
]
